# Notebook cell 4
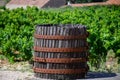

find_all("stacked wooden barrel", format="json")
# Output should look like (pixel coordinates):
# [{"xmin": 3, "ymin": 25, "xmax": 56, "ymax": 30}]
[{"xmin": 33, "ymin": 24, "xmax": 89, "ymax": 79}]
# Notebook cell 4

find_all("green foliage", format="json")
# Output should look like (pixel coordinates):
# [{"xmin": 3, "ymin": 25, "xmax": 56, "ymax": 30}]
[{"xmin": 0, "ymin": 5, "xmax": 120, "ymax": 64}]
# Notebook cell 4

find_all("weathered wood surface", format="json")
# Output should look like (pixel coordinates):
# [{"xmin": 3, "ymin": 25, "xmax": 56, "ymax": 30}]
[{"xmin": 34, "ymin": 24, "xmax": 89, "ymax": 79}]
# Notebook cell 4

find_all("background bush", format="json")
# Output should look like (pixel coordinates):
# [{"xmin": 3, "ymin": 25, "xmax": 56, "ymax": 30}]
[{"xmin": 0, "ymin": 5, "xmax": 120, "ymax": 66}]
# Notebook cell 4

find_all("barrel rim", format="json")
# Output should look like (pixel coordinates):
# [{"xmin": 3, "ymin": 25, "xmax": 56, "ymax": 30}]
[
  {"xmin": 36, "ymin": 24, "xmax": 87, "ymax": 28},
  {"xmin": 36, "ymin": 24, "xmax": 57, "ymax": 27}
]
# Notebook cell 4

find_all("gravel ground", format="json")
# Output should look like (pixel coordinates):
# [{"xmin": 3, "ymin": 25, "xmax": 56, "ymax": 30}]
[
  {"xmin": 0, "ymin": 61, "xmax": 120, "ymax": 80},
  {"xmin": 0, "ymin": 70, "xmax": 34, "ymax": 80},
  {"xmin": 0, "ymin": 70, "xmax": 120, "ymax": 80}
]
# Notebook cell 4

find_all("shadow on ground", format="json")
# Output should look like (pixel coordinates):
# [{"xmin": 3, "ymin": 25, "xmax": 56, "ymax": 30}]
[{"xmin": 86, "ymin": 72, "xmax": 117, "ymax": 79}]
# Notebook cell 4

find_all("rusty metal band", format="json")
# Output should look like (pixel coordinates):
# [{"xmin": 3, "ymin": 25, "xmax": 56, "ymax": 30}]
[
  {"xmin": 34, "ymin": 34, "xmax": 87, "ymax": 40},
  {"xmin": 34, "ymin": 46, "xmax": 87, "ymax": 52},
  {"xmin": 33, "ymin": 67, "xmax": 86, "ymax": 74},
  {"xmin": 34, "ymin": 57, "xmax": 87, "ymax": 63}
]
